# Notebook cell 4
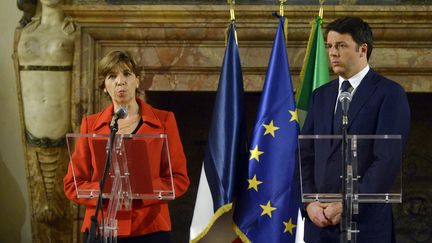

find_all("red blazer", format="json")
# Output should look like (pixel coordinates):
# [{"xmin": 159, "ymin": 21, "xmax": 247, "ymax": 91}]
[{"xmin": 63, "ymin": 98, "xmax": 189, "ymax": 237}]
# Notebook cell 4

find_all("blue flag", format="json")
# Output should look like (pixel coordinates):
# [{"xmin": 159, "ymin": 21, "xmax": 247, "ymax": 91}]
[
  {"xmin": 233, "ymin": 16, "xmax": 301, "ymax": 243},
  {"xmin": 190, "ymin": 23, "xmax": 247, "ymax": 242}
]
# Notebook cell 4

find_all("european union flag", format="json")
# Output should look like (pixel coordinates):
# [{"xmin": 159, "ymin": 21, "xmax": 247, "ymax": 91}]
[{"xmin": 233, "ymin": 16, "xmax": 301, "ymax": 243}]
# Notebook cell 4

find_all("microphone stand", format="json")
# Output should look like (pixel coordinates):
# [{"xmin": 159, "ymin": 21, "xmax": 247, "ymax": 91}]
[
  {"xmin": 338, "ymin": 91, "xmax": 355, "ymax": 243},
  {"xmin": 340, "ymin": 113, "xmax": 349, "ymax": 243},
  {"xmin": 87, "ymin": 116, "xmax": 120, "ymax": 243}
]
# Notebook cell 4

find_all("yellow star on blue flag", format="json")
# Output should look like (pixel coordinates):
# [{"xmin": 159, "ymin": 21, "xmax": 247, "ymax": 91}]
[
  {"xmin": 263, "ymin": 120, "xmax": 280, "ymax": 137},
  {"xmin": 260, "ymin": 201, "xmax": 277, "ymax": 218},
  {"xmin": 249, "ymin": 145, "xmax": 264, "ymax": 162},
  {"xmin": 247, "ymin": 175, "xmax": 263, "ymax": 192},
  {"xmin": 283, "ymin": 218, "xmax": 296, "ymax": 235},
  {"xmin": 289, "ymin": 109, "xmax": 299, "ymax": 123}
]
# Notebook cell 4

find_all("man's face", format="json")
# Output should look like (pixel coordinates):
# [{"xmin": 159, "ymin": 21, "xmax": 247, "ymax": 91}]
[{"xmin": 326, "ymin": 31, "xmax": 367, "ymax": 79}]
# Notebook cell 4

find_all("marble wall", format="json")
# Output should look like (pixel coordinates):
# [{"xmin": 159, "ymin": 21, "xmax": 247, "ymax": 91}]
[
  {"xmin": 64, "ymin": 4, "xmax": 432, "ymax": 117},
  {"xmin": 65, "ymin": 0, "xmax": 432, "ymax": 5}
]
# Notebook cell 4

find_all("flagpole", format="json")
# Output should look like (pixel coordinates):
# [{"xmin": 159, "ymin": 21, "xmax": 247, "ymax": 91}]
[
  {"xmin": 279, "ymin": 0, "xmax": 288, "ymax": 43},
  {"xmin": 227, "ymin": 0, "xmax": 238, "ymax": 45},
  {"xmin": 279, "ymin": 0, "xmax": 286, "ymax": 17},
  {"xmin": 228, "ymin": 0, "xmax": 235, "ymax": 21},
  {"xmin": 319, "ymin": 0, "xmax": 325, "ymax": 19}
]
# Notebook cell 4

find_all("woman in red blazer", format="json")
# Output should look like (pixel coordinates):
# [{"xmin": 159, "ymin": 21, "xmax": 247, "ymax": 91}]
[{"xmin": 63, "ymin": 50, "xmax": 189, "ymax": 242}]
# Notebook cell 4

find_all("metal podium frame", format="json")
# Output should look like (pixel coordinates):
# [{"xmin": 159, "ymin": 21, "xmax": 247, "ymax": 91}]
[
  {"xmin": 298, "ymin": 134, "xmax": 402, "ymax": 243},
  {"xmin": 67, "ymin": 133, "xmax": 175, "ymax": 242}
]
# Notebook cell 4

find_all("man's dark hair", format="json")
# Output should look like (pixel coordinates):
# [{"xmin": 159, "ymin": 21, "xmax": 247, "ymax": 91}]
[{"xmin": 325, "ymin": 16, "xmax": 374, "ymax": 60}]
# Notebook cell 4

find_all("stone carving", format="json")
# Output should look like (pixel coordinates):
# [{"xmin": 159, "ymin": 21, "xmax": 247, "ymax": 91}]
[
  {"xmin": 15, "ymin": 0, "xmax": 75, "ymax": 242},
  {"xmin": 17, "ymin": 0, "xmax": 37, "ymax": 27}
]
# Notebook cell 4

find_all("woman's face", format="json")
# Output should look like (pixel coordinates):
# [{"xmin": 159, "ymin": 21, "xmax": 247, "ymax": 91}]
[{"xmin": 104, "ymin": 63, "xmax": 139, "ymax": 108}]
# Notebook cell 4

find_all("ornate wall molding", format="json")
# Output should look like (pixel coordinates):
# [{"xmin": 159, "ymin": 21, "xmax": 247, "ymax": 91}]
[
  {"xmin": 63, "ymin": 3, "xmax": 432, "ymax": 147},
  {"xmin": 62, "ymin": 4, "xmax": 432, "ymax": 242},
  {"xmin": 65, "ymin": 4, "xmax": 432, "ymax": 132}
]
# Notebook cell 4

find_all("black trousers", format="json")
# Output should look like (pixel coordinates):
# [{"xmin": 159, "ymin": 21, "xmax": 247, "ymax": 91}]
[{"xmin": 83, "ymin": 231, "xmax": 172, "ymax": 243}]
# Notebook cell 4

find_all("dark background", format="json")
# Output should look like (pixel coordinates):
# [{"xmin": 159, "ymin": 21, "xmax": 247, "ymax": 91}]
[{"xmin": 146, "ymin": 91, "xmax": 432, "ymax": 243}]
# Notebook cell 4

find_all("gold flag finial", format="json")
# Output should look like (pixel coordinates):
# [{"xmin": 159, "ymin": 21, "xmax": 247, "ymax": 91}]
[
  {"xmin": 319, "ymin": 0, "xmax": 325, "ymax": 19},
  {"xmin": 279, "ymin": 0, "xmax": 287, "ymax": 17},
  {"xmin": 279, "ymin": 0, "xmax": 288, "ymax": 43},
  {"xmin": 225, "ymin": 0, "xmax": 238, "ymax": 45},
  {"xmin": 228, "ymin": 0, "xmax": 236, "ymax": 21}
]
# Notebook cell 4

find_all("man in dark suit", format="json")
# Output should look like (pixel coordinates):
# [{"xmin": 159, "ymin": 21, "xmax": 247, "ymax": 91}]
[{"xmin": 301, "ymin": 16, "xmax": 410, "ymax": 243}]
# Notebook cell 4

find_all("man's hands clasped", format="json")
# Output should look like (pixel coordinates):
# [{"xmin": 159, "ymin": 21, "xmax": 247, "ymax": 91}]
[{"xmin": 306, "ymin": 202, "xmax": 342, "ymax": 228}]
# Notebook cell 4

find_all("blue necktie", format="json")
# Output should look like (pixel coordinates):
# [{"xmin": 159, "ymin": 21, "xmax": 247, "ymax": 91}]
[{"xmin": 333, "ymin": 80, "xmax": 352, "ymax": 134}]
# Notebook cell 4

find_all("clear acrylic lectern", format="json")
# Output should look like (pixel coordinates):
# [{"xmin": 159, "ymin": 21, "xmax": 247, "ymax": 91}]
[
  {"xmin": 298, "ymin": 134, "xmax": 402, "ymax": 243},
  {"xmin": 66, "ymin": 133, "xmax": 175, "ymax": 242}
]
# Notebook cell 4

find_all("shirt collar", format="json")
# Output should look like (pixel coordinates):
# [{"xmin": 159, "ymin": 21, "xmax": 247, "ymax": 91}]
[{"xmin": 338, "ymin": 65, "xmax": 370, "ymax": 94}]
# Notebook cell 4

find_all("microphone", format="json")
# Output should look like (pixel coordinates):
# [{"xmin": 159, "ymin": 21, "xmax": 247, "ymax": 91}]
[
  {"xmin": 110, "ymin": 107, "xmax": 128, "ymax": 128},
  {"xmin": 339, "ymin": 91, "xmax": 352, "ymax": 125}
]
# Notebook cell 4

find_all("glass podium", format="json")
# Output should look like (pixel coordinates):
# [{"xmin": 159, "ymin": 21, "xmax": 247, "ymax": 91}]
[
  {"xmin": 298, "ymin": 134, "xmax": 402, "ymax": 243},
  {"xmin": 66, "ymin": 133, "xmax": 175, "ymax": 242}
]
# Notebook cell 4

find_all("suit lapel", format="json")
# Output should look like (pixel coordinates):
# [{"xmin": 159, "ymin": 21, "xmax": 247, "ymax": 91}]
[
  {"xmin": 347, "ymin": 69, "xmax": 378, "ymax": 130},
  {"xmin": 323, "ymin": 80, "xmax": 339, "ymax": 156},
  {"xmin": 329, "ymin": 69, "xmax": 377, "ymax": 155},
  {"xmin": 90, "ymin": 99, "xmax": 163, "ymax": 135},
  {"xmin": 92, "ymin": 103, "xmax": 114, "ymax": 134},
  {"xmin": 135, "ymin": 99, "xmax": 163, "ymax": 134},
  {"xmin": 323, "ymin": 80, "xmax": 339, "ymax": 134}
]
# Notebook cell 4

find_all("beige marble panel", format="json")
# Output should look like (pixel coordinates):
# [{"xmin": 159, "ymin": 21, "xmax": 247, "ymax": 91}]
[{"xmin": 63, "ymin": 4, "xmax": 432, "ymax": 129}]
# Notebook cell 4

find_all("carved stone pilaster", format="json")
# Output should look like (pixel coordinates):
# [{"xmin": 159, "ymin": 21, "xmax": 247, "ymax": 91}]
[
  {"xmin": 25, "ymin": 146, "xmax": 73, "ymax": 242},
  {"xmin": 14, "ymin": 0, "xmax": 75, "ymax": 241}
]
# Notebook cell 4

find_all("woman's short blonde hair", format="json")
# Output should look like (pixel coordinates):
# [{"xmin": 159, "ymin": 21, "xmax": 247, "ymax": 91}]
[{"xmin": 97, "ymin": 50, "xmax": 141, "ymax": 90}]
